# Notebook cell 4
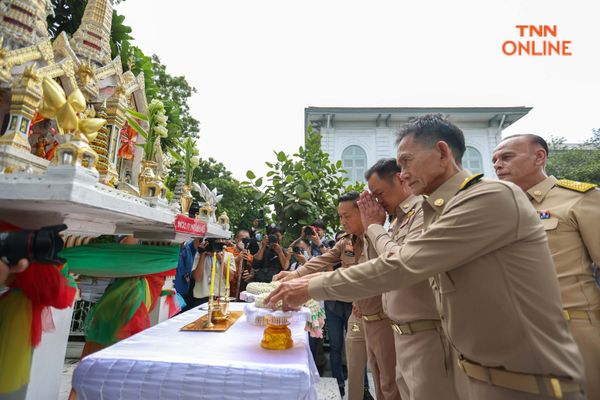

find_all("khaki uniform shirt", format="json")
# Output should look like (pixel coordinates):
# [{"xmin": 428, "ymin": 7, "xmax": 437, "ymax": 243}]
[
  {"xmin": 295, "ymin": 234, "xmax": 365, "ymax": 275},
  {"xmin": 309, "ymin": 170, "xmax": 584, "ymax": 380},
  {"xmin": 527, "ymin": 176, "xmax": 600, "ymax": 311},
  {"xmin": 365, "ymin": 195, "xmax": 439, "ymax": 322},
  {"xmin": 296, "ymin": 235, "xmax": 383, "ymax": 315}
]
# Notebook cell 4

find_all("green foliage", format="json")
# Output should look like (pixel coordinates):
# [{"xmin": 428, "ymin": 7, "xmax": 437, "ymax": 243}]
[
  {"xmin": 244, "ymin": 126, "xmax": 365, "ymax": 239},
  {"xmin": 125, "ymin": 99, "xmax": 168, "ymax": 161},
  {"xmin": 547, "ymin": 131, "xmax": 600, "ymax": 184},
  {"xmin": 128, "ymin": 46, "xmax": 159, "ymax": 99},
  {"xmin": 164, "ymin": 158, "xmax": 267, "ymax": 232},
  {"xmin": 169, "ymin": 137, "xmax": 200, "ymax": 186},
  {"xmin": 47, "ymin": 0, "xmax": 87, "ymax": 38}
]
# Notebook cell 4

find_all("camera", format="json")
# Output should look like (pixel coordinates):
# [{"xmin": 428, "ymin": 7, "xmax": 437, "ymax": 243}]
[
  {"xmin": 323, "ymin": 239, "xmax": 336, "ymax": 249},
  {"xmin": 241, "ymin": 237, "xmax": 260, "ymax": 255},
  {"xmin": 203, "ymin": 239, "xmax": 225, "ymax": 253},
  {"xmin": 292, "ymin": 246, "xmax": 303, "ymax": 254},
  {"xmin": 303, "ymin": 226, "xmax": 315, "ymax": 238},
  {"xmin": 267, "ymin": 234, "xmax": 278, "ymax": 246},
  {"xmin": 0, "ymin": 224, "xmax": 67, "ymax": 266}
]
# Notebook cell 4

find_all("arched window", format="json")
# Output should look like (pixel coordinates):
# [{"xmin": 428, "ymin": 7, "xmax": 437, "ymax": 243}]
[
  {"xmin": 462, "ymin": 146, "xmax": 483, "ymax": 174},
  {"xmin": 341, "ymin": 145, "xmax": 367, "ymax": 183}
]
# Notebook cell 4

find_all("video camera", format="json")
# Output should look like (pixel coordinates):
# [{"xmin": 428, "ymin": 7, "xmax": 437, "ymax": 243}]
[{"xmin": 0, "ymin": 224, "xmax": 67, "ymax": 266}]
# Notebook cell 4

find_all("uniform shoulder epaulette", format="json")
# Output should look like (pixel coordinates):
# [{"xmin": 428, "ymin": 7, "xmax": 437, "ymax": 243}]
[
  {"xmin": 458, "ymin": 173, "xmax": 484, "ymax": 192},
  {"xmin": 556, "ymin": 179, "xmax": 597, "ymax": 193}
]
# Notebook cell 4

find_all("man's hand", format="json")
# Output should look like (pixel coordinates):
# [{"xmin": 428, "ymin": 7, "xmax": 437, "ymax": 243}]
[
  {"xmin": 0, "ymin": 259, "xmax": 29, "ymax": 285},
  {"xmin": 242, "ymin": 270, "xmax": 254, "ymax": 282},
  {"xmin": 265, "ymin": 278, "xmax": 311, "ymax": 311},
  {"xmin": 272, "ymin": 243, "xmax": 283, "ymax": 255},
  {"xmin": 235, "ymin": 249, "xmax": 249, "ymax": 263},
  {"xmin": 293, "ymin": 253, "xmax": 307, "ymax": 265},
  {"xmin": 272, "ymin": 270, "xmax": 293, "ymax": 281},
  {"xmin": 352, "ymin": 303, "xmax": 362, "ymax": 318},
  {"xmin": 358, "ymin": 191, "xmax": 387, "ymax": 229}
]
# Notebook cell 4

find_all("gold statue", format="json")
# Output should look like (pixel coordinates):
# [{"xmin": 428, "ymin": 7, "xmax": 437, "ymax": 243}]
[{"xmin": 38, "ymin": 77, "xmax": 106, "ymax": 170}]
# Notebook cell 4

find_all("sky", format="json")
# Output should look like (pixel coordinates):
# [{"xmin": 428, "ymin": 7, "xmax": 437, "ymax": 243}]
[{"xmin": 116, "ymin": 0, "xmax": 599, "ymax": 180}]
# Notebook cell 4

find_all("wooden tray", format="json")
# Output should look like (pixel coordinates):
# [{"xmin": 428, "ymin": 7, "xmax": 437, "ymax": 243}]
[{"xmin": 180, "ymin": 311, "xmax": 244, "ymax": 332}]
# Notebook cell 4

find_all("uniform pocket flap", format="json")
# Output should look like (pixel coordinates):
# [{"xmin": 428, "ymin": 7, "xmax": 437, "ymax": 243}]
[{"xmin": 541, "ymin": 218, "xmax": 559, "ymax": 231}]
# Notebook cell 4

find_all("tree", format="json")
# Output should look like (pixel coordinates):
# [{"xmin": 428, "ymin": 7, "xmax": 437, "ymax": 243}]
[
  {"xmin": 166, "ymin": 157, "xmax": 267, "ymax": 232},
  {"xmin": 244, "ymin": 126, "xmax": 364, "ymax": 240},
  {"xmin": 546, "ymin": 131, "xmax": 600, "ymax": 184}
]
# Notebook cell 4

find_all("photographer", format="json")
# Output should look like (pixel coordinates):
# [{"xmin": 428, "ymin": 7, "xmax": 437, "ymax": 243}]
[
  {"xmin": 224, "ymin": 230, "xmax": 256, "ymax": 299},
  {"xmin": 186, "ymin": 239, "xmax": 235, "ymax": 309},
  {"xmin": 286, "ymin": 238, "xmax": 311, "ymax": 271},
  {"xmin": 303, "ymin": 220, "xmax": 333, "ymax": 257},
  {"xmin": 251, "ymin": 226, "xmax": 288, "ymax": 282}
]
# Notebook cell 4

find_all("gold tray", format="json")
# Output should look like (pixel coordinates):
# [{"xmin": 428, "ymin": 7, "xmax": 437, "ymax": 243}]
[{"xmin": 180, "ymin": 311, "xmax": 243, "ymax": 332}]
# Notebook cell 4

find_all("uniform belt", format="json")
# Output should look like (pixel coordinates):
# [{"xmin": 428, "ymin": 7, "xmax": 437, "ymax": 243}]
[
  {"xmin": 390, "ymin": 319, "xmax": 439, "ymax": 335},
  {"xmin": 562, "ymin": 309, "xmax": 599, "ymax": 321},
  {"xmin": 457, "ymin": 355, "xmax": 582, "ymax": 399},
  {"xmin": 362, "ymin": 311, "xmax": 388, "ymax": 322}
]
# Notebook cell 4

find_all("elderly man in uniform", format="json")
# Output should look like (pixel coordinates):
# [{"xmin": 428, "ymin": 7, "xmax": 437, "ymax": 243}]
[
  {"xmin": 363, "ymin": 158, "xmax": 458, "ymax": 400},
  {"xmin": 493, "ymin": 134, "xmax": 600, "ymax": 399},
  {"xmin": 273, "ymin": 191, "xmax": 398, "ymax": 400},
  {"xmin": 267, "ymin": 114, "xmax": 585, "ymax": 400}
]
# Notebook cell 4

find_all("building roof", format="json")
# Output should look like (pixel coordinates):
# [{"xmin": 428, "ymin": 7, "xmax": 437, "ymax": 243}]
[{"xmin": 304, "ymin": 106, "xmax": 532, "ymax": 134}]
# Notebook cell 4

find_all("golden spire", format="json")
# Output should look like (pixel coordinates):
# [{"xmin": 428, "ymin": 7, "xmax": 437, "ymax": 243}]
[
  {"xmin": 0, "ymin": 0, "xmax": 49, "ymax": 49},
  {"xmin": 70, "ymin": 0, "xmax": 113, "ymax": 67}
]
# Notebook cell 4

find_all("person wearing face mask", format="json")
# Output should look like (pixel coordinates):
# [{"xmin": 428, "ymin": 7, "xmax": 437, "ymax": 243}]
[{"xmin": 286, "ymin": 238, "xmax": 312, "ymax": 271}]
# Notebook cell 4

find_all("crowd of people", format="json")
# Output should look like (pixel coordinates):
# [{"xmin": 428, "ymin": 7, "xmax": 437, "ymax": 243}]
[
  {"xmin": 4, "ymin": 113, "xmax": 594, "ymax": 400},
  {"xmin": 163, "ymin": 114, "xmax": 599, "ymax": 400}
]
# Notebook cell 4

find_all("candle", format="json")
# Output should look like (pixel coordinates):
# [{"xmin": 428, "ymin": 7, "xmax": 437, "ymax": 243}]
[
  {"xmin": 209, "ymin": 253, "xmax": 217, "ymax": 298},
  {"xmin": 226, "ymin": 254, "xmax": 231, "ymax": 292},
  {"xmin": 218, "ymin": 252, "xmax": 224, "ymax": 302}
]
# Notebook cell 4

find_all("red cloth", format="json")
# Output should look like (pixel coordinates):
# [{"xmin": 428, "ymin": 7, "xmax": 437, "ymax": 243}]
[{"xmin": 1, "ymin": 221, "xmax": 76, "ymax": 346}]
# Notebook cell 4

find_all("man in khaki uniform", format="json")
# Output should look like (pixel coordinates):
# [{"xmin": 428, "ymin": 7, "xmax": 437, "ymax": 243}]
[
  {"xmin": 267, "ymin": 114, "xmax": 586, "ymax": 400},
  {"xmin": 274, "ymin": 191, "xmax": 399, "ymax": 400},
  {"xmin": 344, "ymin": 313, "xmax": 370, "ymax": 400},
  {"xmin": 363, "ymin": 158, "xmax": 457, "ymax": 400},
  {"xmin": 494, "ymin": 134, "xmax": 600, "ymax": 399},
  {"xmin": 273, "ymin": 192, "xmax": 374, "ymax": 400}
]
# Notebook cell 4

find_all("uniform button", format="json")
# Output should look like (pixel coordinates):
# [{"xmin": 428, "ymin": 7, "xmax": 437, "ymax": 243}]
[
  {"xmin": 533, "ymin": 190, "xmax": 542, "ymax": 196},
  {"xmin": 434, "ymin": 198, "xmax": 444, "ymax": 207}
]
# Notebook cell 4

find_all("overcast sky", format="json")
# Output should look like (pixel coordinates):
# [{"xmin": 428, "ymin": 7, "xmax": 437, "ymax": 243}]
[{"xmin": 116, "ymin": 0, "xmax": 599, "ymax": 180}]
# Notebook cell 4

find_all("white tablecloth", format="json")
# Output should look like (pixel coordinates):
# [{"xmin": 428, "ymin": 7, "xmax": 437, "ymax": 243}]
[{"xmin": 72, "ymin": 303, "xmax": 319, "ymax": 400}]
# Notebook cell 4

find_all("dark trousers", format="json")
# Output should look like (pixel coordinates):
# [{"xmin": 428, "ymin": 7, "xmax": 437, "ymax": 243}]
[{"xmin": 325, "ymin": 300, "xmax": 353, "ymax": 386}]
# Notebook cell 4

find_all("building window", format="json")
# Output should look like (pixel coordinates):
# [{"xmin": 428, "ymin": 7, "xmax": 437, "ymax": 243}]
[
  {"xmin": 341, "ymin": 145, "xmax": 367, "ymax": 183},
  {"xmin": 462, "ymin": 146, "xmax": 483, "ymax": 174}
]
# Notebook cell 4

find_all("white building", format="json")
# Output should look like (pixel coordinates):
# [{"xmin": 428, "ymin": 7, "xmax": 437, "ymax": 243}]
[{"xmin": 305, "ymin": 107, "xmax": 531, "ymax": 183}]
